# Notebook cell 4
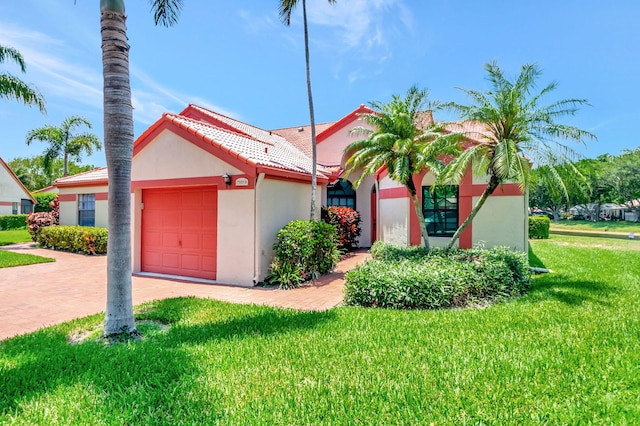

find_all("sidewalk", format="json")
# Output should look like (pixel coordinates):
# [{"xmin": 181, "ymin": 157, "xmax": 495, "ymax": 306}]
[{"xmin": 0, "ymin": 244, "xmax": 370, "ymax": 340}]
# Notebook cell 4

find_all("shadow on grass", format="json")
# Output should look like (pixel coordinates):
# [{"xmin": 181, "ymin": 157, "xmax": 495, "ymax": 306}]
[
  {"xmin": 0, "ymin": 297, "xmax": 336, "ymax": 422},
  {"xmin": 528, "ymin": 242, "xmax": 546, "ymax": 268},
  {"xmin": 525, "ymin": 273, "xmax": 619, "ymax": 307}
]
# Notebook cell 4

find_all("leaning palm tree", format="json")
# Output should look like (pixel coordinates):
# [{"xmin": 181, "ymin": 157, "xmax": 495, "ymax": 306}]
[
  {"xmin": 100, "ymin": 0, "xmax": 183, "ymax": 337},
  {"xmin": 442, "ymin": 61, "xmax": 597, "ymax": 249},
  {"xmin": 344, "ymin": 86, "xmax": 462, "ymax": 249},
  {"xmin": 279, "ymin": 0, "xmax": 336, "ymax": 220},
  {"xmin": 0, "ymin": 44, "xmax": 46, "ymax": 112},
  {"xmin": 25, "ymin": 116, "xmax": 101, "ymax": 177}
]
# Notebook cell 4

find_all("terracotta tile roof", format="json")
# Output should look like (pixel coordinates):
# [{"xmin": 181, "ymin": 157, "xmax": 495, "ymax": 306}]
[
  {"xmin": 166, "ymin": 114, "xmax": 331, "ymax": 178},
  {"xmin": 270, "ymin": 122, "xmax": 335, "ymax": 157},
  {"xmin": 444, "ymin": 120, "xmax": 494, "ymax": 145},
  {"xmin": 54, "ymin": 167, "xmax": 108, "ymax": 187}
]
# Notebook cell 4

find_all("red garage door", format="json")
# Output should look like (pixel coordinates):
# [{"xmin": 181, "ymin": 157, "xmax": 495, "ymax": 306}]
[{"xmin": 142, "ymin": 186, "xmax": 217, "ymax": 280}]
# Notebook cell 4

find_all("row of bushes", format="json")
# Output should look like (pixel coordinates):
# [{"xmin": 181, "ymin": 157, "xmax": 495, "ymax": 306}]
[
  {"xmin": 37, "ymin": 226, "xmax": 108, "ymax": 255},
  {"xmin": 0, "ymin": 214, "xmax": 28, "ymax": 230},
  {"xmin": 344, "ymin": 241, "xmax": 530, "ymax": 310}
]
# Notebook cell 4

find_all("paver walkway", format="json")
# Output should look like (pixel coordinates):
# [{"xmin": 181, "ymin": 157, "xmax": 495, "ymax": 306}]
[{"xmin": 0, "ymin": 243, "xmax": 370, "ymax": 340}]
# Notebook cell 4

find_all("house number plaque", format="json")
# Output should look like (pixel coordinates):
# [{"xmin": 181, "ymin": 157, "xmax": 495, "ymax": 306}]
[{"xmin": 235, "ymin": 177, "xmax": 249, "ymax": 187}]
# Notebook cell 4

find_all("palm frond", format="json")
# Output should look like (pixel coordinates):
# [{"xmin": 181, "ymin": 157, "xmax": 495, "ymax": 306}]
[
  {"xmin": 0, "ymin": 73, "xmax": 46, "ymax": 112},
  {"xmin": 151, "ymin": 0, "xmax": 184, "ymax": 27},
  {"xmin": 0, "ymin": 45, "xmax": 26, "ymax": 72}
]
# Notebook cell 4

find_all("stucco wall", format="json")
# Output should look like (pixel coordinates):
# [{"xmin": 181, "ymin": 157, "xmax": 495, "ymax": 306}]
[
  {"xmin": 256, "ymin": 177, "xmax": 317, "ymax": 283},
  {"xmin": 316, "ymin": 118, "xmax": 373, "ymax": 166},
  {"xmin": 0, "ymin": 166, "xmax": 30, "ymax": 215},
  {"xmin": 58, "ymin": 185, "xmax": 108, "ymax": 228},
  {"xmin": 379, "ymin": 197, "xmax": 410, "ymax": 246},
  {"xmin": 472, "ymin": 195, "xmax": 527, "ymax": 251},
  {"xmin": 217, "ymin": 189, "xmax": 256, "ymax": 285},
  {"xmin": 132, "ymin": 130, "xmax": 243, "ymax": 181}
]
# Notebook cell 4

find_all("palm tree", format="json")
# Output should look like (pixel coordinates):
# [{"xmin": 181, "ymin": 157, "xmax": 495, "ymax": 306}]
[
  {"xmin": 0, "ymin": 44, "xmax": 46, "ymax": 112},
  {"xmin": 344, "ymin": 86, "xmax": 462, "ymax": 249},
  {"xmin": 279, "ymin": 0, "xmax": 336, "ymax": 220},
  {"xmin": 442, "ymin": 61, "xmax": 597, "ymax": 249},
  {"xmin": 100, "ymin": 0, "xmax": 183, "ymax": 337},
  {"xmin": 25, "ymin": 116, "xmax": 101, "ymax": 177}
]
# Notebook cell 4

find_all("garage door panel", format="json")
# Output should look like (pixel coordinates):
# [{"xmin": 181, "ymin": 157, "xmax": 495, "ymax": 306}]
[{"xmin": 142, "ymin": 186, "xmax": 217, "ymax": 280}]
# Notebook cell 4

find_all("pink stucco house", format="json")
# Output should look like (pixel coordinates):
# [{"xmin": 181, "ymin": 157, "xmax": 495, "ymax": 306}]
[{"xmin": 54, "ymin": 104, "xmax": 527, "ymax": 286}]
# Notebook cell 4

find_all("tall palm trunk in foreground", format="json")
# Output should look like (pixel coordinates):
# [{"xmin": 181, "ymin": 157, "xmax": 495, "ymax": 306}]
[{"xmin": 100, "ymin": 0, "xmax": 136, "ymax": 336}]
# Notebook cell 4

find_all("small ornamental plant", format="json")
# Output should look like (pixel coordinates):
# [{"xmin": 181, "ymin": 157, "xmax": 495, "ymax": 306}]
[
  {"xmin": 268, "ymin": 220, "xmax": 341, "ymax": 289},
  {"xmin": 26, "ymin": 194, "xmax": 60, "ymax": 241},
  {"xmin": 529, "ymin": 216, "xmax": 550, "ymax": 239},
  {"xmin": 321, "ymin": 206, "xmax": 362, "ymax": 251}
]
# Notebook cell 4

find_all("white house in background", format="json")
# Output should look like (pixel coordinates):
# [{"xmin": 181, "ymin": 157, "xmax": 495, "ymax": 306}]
[
  {"xmin": 55, "ymin": 104, "xmax": 527, "ymax": 286},
  {"xmin": 0, "ymin": 157, "xmax": 35, "ymax": 216}
]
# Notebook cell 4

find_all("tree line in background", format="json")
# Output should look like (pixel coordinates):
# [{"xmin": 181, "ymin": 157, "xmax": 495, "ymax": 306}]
[{"xmin": 530, "ymin": 147, "xmax": 640, "ymax": 221}]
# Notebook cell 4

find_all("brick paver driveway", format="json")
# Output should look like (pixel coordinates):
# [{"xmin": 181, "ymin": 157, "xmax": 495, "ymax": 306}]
[{"xmin": 0, "ymin": 244, "xmax": 369, "ymax": 340}]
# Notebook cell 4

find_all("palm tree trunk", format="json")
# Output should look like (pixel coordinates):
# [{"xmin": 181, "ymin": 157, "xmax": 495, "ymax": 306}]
[
  {"xmin": 63, "ymin": 152, "xmax": 69, "ymax": 176},
  {"xmin": 302, "ymin": 0, "xmax": 318, "ymax": 221},
  {"xmin": 100, "ymin": 4, "xmax": 137, "ymax": 337},
  {"xmin": 447, "ymin": 175, "xmax": 500, "ymax": 249},
  {"xmin": 406, "ymin": 178, "xmax": 431, "ymax": 249}
]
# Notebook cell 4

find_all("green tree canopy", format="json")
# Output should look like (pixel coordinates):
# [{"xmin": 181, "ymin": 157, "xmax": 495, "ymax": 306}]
[
  {"xmin": 442, "ymin": 62, "xmax": 596, "ymax": 248},
  {"xmin": 0, "ymin": 44, "xmax": 46, "ymax": 112},
  {"xmin": 344, "ymin": 86, "xmax": 462, "ymax": 248}
]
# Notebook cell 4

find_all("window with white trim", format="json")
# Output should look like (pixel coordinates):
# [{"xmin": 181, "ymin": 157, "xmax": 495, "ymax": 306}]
[
  {"xmin": 12, "ymin": 202, "xmax": 18, "ymax": 215},
  {"xmin": 78, "ymin": 194, "xmax": 96, "ymax": 227}
]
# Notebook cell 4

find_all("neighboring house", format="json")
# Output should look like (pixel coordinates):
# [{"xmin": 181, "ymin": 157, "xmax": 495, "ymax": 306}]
[
  {"xmin": 55, "ymin": 167, "xmax": 109, "ymax": 228},
  {"xmin": 56, "ymin": 104, "xmax": 527, "ymax": 286},
  {"xmin": 0, "ymin": 157, "xmax": 35, "ymax": 216}
]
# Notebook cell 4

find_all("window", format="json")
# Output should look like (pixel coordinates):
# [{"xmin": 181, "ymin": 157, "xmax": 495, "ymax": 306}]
[
  {"xmin": 327, "ymin": 179, "xmax": 356, "ymax": 210},
  {"xmin": 12, "ymin": 202, "xmax": 18, "ymax": 215},
  {"xmin": 422, "ymin": 186, "xmax": 458, "ymax": 237},
  {"xmin": 78, "ymin": 194, "xmax": 95, "ymax": 227}
]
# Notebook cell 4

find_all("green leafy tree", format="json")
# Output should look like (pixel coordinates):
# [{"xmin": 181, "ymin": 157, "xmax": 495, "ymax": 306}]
[
  {"xmin": 99, "ymin": 0, "xmax": 183, "ymax": 337},
  {"xmin": 344, "ymin": 86, "xmax": 462, "ymax": 249},
  {"xmin": 8, "ymin": 155, "xmax": 95, "ymax": 191},
  {"xmin": 279, "ymin": 0, "xmax": 336, "ymax": 220},
  {"xmin": 25, "ymin": 116, "xmax": 101, "ymax": 177},
  {"xmin": 0, "ymin": 44, "xmax": 46, "ymax": 111},
  {"xmin": 609, "ymin": 147, "xmax": 640, "ymax": 220},
  {"xmin": 442, "ymin": 62, "xmax": 596, "ymax": 248},
  {"xmin": 529, "ymin": 163, "xmax": 590, "ymax": 220}
]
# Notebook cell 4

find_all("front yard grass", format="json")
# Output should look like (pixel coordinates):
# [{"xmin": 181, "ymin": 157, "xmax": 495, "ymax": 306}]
[
  {"xmin": 0, "ymin": 229, "xmax": 31, "ymax": 246},
  {"xmin": 1, "ymin": 235, "xmax": 639, "ymax": 424},
  {"xmin": 0, "ymin": 250, "xmax": 54, "ymax": 268},
  {"xmin": 551, "ymin": 219, "xmax": 640, "ymax": 233}
]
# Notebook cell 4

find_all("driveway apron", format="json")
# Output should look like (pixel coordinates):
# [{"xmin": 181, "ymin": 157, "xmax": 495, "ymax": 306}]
[{"xmin": 0, "ymin": 243, "xmax": 369, "ymax": 340}]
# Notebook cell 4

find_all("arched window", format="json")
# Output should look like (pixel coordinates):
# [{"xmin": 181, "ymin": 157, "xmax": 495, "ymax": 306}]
[{"xmin": 327, "ymin": 178, "xmax": 356, "ymax": 210}]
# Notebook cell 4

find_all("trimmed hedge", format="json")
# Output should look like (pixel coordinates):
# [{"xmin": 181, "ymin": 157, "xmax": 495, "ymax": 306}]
[
  {"xmin": 529, "ymin": 216, "xmax": 550, "ymax": 239},
  {"xmin": 268, "ymin": 220, "xmax": 341, "ymax": 289},
  {"xmin": 37, "ymin": 226, "xmax": 108, "ymax": 255},
  {"xmin": 344, "ymin": 242, "xmax": 530, "ymax": 309},
  {"xmin": 0, "ymin": 214, "xmax": 28, "ymax": 230},
  {"xmin": 321, "ymin": 206, "xmax": 362, "ymax": 251}
]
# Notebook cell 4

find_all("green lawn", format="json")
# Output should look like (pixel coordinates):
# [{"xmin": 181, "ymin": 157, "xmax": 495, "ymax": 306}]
[
  {"xmin": 0, "ymin": 250, "xmax": 54, "ymax": 268},
  {"xmin": 551, "ymin": 219, "xmax": 640, "ymax": 233},
  {"xmin": 1, "ymin": 235, "xmax": 639, "ymax": 424},
  {"xmin": 0, "ymin": 229, "xmax": 32, "ymax": 246}
]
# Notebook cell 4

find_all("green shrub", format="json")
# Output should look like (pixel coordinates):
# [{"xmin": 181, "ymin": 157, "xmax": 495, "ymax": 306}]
[
  {"xmin": 0, "ymin": 214, "xmax": 28, "ymax": 230},
  {"xmin": 268, "ymin": 220, "xmax": 341, "ymax": 289},
  {"xmin": 345, "ymin": 242, "xmax": 530, "ymax": 309},
  {"xmin": 37, "ymin": 226, "xmax": 108, "ymax": 254},
  {"xmin": 321, "ymin": 206, "xmax": 362, "ymax": 251},
  {"xmin": 529, "ymin": 216, "xmax": 550, "ymax": 239},
  {"xmin": 33, "ymin": 193, "xmax": 56, "ymax": 212}
]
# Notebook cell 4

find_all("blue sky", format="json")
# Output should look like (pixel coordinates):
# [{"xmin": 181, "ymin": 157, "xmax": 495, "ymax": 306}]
[{"xmin": 1, "ymin": 0, "xmax": 638, "ymax": 169}]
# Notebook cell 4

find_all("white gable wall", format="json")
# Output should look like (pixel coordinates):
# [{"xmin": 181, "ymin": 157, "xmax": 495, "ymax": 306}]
[{"xmin": 0, "ymin": 164, "xmax": 32, "ymax": 215}]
